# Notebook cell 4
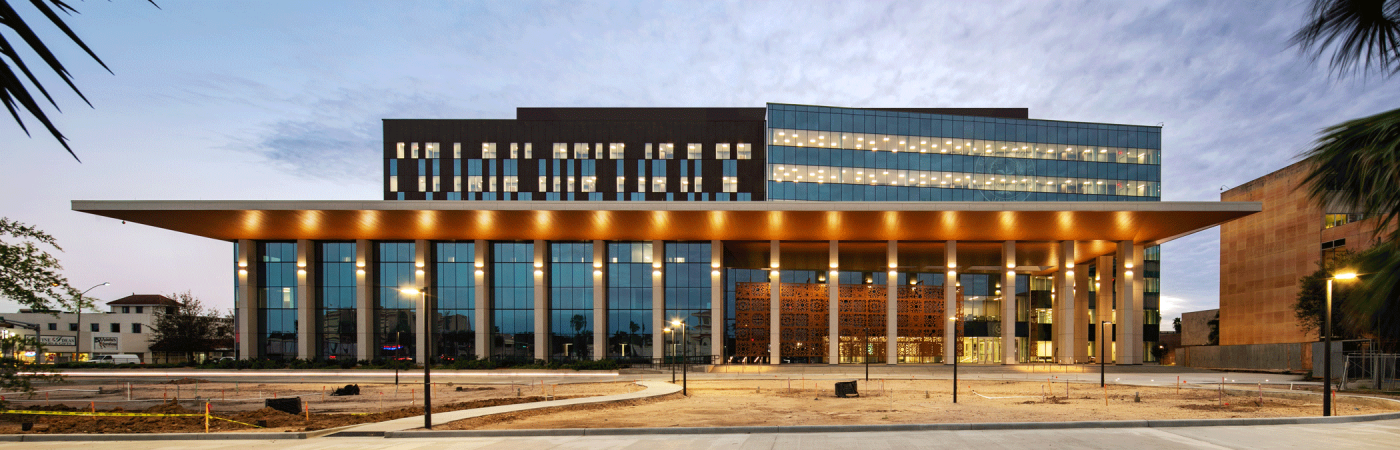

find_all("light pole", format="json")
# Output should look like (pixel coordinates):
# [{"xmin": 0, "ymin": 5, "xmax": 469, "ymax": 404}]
[
  {"xmin": 664, "ymin": 327, "xmax": 674, "ymax": 382},
  {"xmin": 949, "ymin": 316, "xmax": 958, "ymax": 404},
  {"xmin": 1324, "ymin": 271, "xmax": 1357, "ymax": 417},
  {"xmin": 74, "ymin": 282, "xmax": 109, "ymax": 362},
  {"xmin": 1101, "ymin": 321, "xmax": 1111, "ymax": 387},
  {"xmin": 400, "ymin": 288, "xmax": 433, "ymax": 429},
  {"xmin": 671, "ymin": 319, "xmax": 687, "ymax": 396}
]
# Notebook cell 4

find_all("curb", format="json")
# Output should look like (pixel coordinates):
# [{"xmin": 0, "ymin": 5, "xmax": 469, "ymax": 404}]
[
  {"xmin": 386, "ymin": 410, "xmax": 1400, "ymax": 438},
  {"xmin": 0, "ymin": 432, "xmax": 311, "ymax": 441}
]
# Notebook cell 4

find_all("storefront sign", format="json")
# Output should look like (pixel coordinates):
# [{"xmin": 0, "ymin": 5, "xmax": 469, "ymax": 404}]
[
  {"xmin": 93, "ymin": 336, "xmax": 119, "ymax": 350},
  {"xmin": 38, "ymin": 336, "xmax": 75, "ymax": 347}
]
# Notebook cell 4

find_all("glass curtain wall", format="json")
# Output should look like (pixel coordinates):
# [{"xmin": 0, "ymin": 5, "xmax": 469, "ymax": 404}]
[
  {"xmin": 665, "ymin": 243, "xmax": 712, "ymax": 361},
  {"xmin": 434, "ymin": 242, "xmax": 475, "ymax": 361},
  {"xmin": 958, "ymin": 273, "xmax": 1002, "ymax": 364},
  {"xmin": 316, "ymin": 242, "xmax": 357, "ymax": 360},
  {"xmin": 257, "ymin": 242, "xmax": 297, "ymax": 360},
  {"xmin": 1144, "ymin": 245, "xmax": 1162, "ymax": 362},
  {"xmin": 550, "ymin": 242, "xmax": 593, "ymax": 360},
  {"xmin": 374, "ymin": 242, "xmax": 417, "ymax": 360},
  {"xmin": 1015, "ymin": 275, "xmax": 1054, "ymax": 363},
  {"xmin": 607, "ymin": 242, "xmax": 652, "ymax": 360},
  {"xmin": 233, "ymin": 243, "xmax": 240, "ymax": 360},
  {"xmin": 491, "ymin": 242, "xmax": 534, "ymax": 361}
]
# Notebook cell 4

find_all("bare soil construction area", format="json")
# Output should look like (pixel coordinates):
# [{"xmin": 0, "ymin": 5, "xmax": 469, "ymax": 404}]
[
  {"xmin": 0, "ymin": 380, "xmax": 635, "ymax": 434},
  {"xmin": 446, "ymin": 379, "xmax": 1400, "ymax": 430}
]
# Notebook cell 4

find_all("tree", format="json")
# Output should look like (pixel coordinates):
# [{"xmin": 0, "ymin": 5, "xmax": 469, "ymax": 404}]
[
  {"xmin": 0, "ymin": 335, "xmax": 61, "ymax": 399},
  {"xmin": 2, "ymin": 0, "xmax": 158, "ymax": 161},
  {"xmin": 1207, "ymin": 312, "xmax": 1220, "ymax": 346},
  {"xmin": 1, "ymin": 217, "xmax": 80, "ymax": 310},
  {"xmin": 1172, "ymin": 317, "xmax": 1182, "ymax": 333},
  {"xmin": 1295, "ymin": 251, "xmax": 1366, "ymax": 338},
  {"xmin": 147, "ymin": 291, "xmax": 232, "ymax": 363},
  {"xmin": 1293, "ymin": 0, "xmax": 1400, "ymax": 350}
]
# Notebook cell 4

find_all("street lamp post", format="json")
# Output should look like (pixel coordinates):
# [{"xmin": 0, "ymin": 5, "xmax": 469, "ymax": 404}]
[
  {"xmin": 74, "ymin": 282, "xmax": 109, "ymax": 362},
  {"xmin": 672, "ymin": 319, "xmax": 687, "ymax": 396},
  {"xmin": 400, "ymin": 288, "xmax": 433, "ymax": 429},
  {"xmin": 949, "ymin": 316, "xmax": 958, "ymax": 404},
  {"xmin": 1324, "ymin": 271, "xmax": 1357, "ymax": 417},
  {"xmin": 1101, "ymin": 321, "xmax": 1111, "ymax": 387}
]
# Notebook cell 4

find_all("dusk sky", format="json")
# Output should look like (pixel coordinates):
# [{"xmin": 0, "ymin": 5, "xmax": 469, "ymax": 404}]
[{"xmin": 3, "ymin": 1, "xmax": 1397, "ymax": 330}]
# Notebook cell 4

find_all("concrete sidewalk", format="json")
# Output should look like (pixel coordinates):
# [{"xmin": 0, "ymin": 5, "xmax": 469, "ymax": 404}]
[{"xmin": 335, "ymin": 380, "xmax": 680, "ymax": 433}]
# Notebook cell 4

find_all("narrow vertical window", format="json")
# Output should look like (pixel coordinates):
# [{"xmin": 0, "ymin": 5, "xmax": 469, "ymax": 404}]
[
  {"xmin": 411, "ymin": 142, "xmax": 419, "ymax": 158},
  {"xmin": 510, "ymin": 143, "xmax": 519, "ymax": 159},
  {"xmin": 645, "ymin": 143, "xmax": 653, "ymax": 159},
  {"xmin": 453, "ymin": 142, "xmax": 461, "ymax": 158},
  {"xmin": 525, "ymin": 143, "xmax": 532, "ymax": 159},
  {"xmin": 396, "ymin": 142, "xmax": 405, "ymax": 158}
]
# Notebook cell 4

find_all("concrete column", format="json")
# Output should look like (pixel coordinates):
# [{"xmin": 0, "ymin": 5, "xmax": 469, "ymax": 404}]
[
  {"xmin": 1055, "ymin": 241, "xmax": 1076, "ymax": 364},
  {"xmin": 1073, "ymin": 264, "xmax": 1090, "ymax": 363},
  {"xmin": 711, "ymin": 240, "xmax": 724, "ymax": 364},
  {"xmin": 1116, "ymin": 241, "xmax": 1142, "ymax": 365},
  {"xmin": 237, "ymin": 240, "xmax": 258, "ymax": 360},
  {"xmin": 534, "ymin": 240, "xmax": 548, "ymax": 361},
  {"xmin": 945, "ymin": 241, "xmax": 958, "ymax": 365},
  {"xmin": 355, "ymin": 240, "xmax": 373, "ymax": 361},
  {"xmin": 593, "ymin": 240, "xmax": 606, "ymax": 361},
  {"xmin": 1002, "ymin": 241, "xmax": 1017, "ymax": 365},
  {"xmin": 1095, "ymin": 255, "xmax": 1114, "ymax": 364},
  {"xmin": 886, "ymin": 240, "xmax": 898, "ymax": 365},
  {"xmin": 652, "ymin": 241, "xmax": 665, "ymax": 360},
  {"xmin": 296, "ymin": 240, "xmax": 314, "ymax": 360},
  {"xmin": 1131, "ymin": 245, "xmax": 1145, "ymax": 364},
  {"xmin": 828, "ymin": 240, "xmax": 839, "ymax": 365},
  {"xmin": 474, "ymin": 240, "xmax": 488, "ymax": 360},
  {"xmin": 770, "ymin": 240, "xmax": 781, "ymax": 365},
  {"xmin": 415, "ymin": 239, "xmax": 430, "ymax": 363}
]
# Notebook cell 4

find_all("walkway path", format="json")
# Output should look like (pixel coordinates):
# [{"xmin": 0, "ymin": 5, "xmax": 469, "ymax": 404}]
[{"xmin": 334, "ymin": 380, "xmax": 679, "ymax": 433}]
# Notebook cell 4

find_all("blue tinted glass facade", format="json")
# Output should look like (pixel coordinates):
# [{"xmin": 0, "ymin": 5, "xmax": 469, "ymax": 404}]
[
  {"xmin": 434, "ymin": 242, "xmax": 475, "ymax": 360},
  {"xmin": 664, "ymin": 242, "xmax": 711, "ymax": 359},
  {"xmin": 316, "ymin": 242, "xmax": 356, "ymax": 360},
  {"xmin": 375, "ymin": 242, "xmax": 416, "ymax": 360},
  {"xmin": 549, "ymin": 242, "xmax": 593, "ymax": 359},
  {"xmin": 257, "ymin": 242, "xmax": 297, "ymax": 359},
  {"xmin": 765, "ymin": 103, "xmax": 1161, "ymax": 202},
  {"xmin": 607, "ymin": 242, "xmax": 652, "ymax": 359},
  {"xmin": 492, "ymin": 242, "xmax": 534, "ymax": 359}
]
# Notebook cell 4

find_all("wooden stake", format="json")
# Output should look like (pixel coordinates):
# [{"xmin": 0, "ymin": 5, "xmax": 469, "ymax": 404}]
[{"xmin": 205, "ymin": 402, "xmax": 210, "ymax": 433}]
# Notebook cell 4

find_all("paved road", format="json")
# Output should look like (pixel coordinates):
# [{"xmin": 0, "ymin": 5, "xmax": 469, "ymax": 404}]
[{"xmin": 2, "ymin": 419, "xmax": 1399, "ymax": 449}]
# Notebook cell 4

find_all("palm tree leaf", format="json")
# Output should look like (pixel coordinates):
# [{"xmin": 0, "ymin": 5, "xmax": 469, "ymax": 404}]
[
  {"xmin": 28, "ymin": 0, "xmax": 112, "ymax": 76},
  {"xmin": 1300, "ymin": 107, "xmax": 1400, "ymax": 242},
  {"xmin": 1290, "ymin": 0, "xmax": 1400, "ymax": 78},
  {"xmin": 0, "ymin": 41, "xmax": 73, "ymax": 159},
  {"xmin": 0, "ymin": 0, "xmax": 94, "ymax": 108}
]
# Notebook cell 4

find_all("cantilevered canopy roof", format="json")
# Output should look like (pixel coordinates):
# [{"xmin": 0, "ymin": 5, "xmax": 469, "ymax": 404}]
[{"xmin": 72, "ymin": 200, "xmax": 1258, "ymax": 247}]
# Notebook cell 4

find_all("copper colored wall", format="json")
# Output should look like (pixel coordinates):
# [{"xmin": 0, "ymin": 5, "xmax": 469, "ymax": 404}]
[{"xmin": 1220, "ymin": 161, "xmax": 1381, "ymax": 346}]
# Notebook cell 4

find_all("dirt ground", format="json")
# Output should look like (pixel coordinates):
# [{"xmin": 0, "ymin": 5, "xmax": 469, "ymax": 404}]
[
  {"xmin": 0, "ymin": 380, "xmax": 635, "ymax": 434},
  {"xmin": 446, "ymin": 379, "xmax": 1400, "ymax": 430}
]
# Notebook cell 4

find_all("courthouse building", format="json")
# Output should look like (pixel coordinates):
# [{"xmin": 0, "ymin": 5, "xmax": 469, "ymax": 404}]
[{"xmin": 74, "ymin": 104, "xmax": 1258, "ymax": 365}]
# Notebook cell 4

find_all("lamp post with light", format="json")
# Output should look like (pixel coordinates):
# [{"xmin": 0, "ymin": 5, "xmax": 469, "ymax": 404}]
[
  {"xmin": 74, "ymin": 282, "xmax": 109, "ymax": 362},
  {"xmin": 1324, "ymin": 271, "xmax": 1357, "ymax": 417},
  {"xmin": 949, "ymin": 316, "xmax": 959, "ymax": 403},
  {"xmin": 400, "ymin": 288, "xmax": 433, "ymax": 429},
  {"xmin": 1101, "ymin": 321, "xmax": 1111, "ymax": 387},
  {"xmin": 672, "ymin": 319, "xmax": 688, "ymax": 396}
]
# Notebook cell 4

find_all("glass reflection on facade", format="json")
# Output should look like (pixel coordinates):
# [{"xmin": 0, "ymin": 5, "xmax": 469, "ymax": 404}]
[
  {"xmin": 607, "ymin": 242, "xmax": 652, "ymax": 359},
  {"xmin": 664, "ymin": 242, "xmax": 712, "ymax": 360},
  {"xmin": 316, "ymin": 242, "xmax": 356, "ymax": 360},
  {"xmin": 434, "ymin": 242, "xmax": 475, "ymax": 360},
  {"xmin": 492, "ymin": 242, "xmax": 534, "ymax": 359},
  {"xmin": 258, "ymin": 242, "xmax": 297, "ymax": 359},
  {"xmin": 375, "ymin": 242, "xmax": 416, "ymax": 360},
  {"xmin": 549, "ymin": 242, "xmax": 593, "ymax": 360}
]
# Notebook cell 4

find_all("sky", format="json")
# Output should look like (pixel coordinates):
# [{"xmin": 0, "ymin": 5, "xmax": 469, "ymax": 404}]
[{"xmin": 2, "ymin": 1, "xmax": 1396, "ymax": 331}]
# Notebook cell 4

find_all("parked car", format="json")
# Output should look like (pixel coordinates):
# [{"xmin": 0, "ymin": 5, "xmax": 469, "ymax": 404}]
[{"xmin": 90, "ymin": 354, "xmax": 141, "ymax": 364}]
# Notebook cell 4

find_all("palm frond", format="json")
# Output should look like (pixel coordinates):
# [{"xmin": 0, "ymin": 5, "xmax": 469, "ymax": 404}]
[
  {"xmin": 1299, "ymin": 107, "xmax": 1400, "ymax": 243},
  {"xmin": 1290, "ymin": 0, "xmax": 1400, "ymax": 78}
]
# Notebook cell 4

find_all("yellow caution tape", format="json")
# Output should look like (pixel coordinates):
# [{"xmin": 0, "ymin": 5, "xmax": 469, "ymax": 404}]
[
  {"xmin": 0, "ymin": 410, "xmax": 265, "ymax": 428},
  {"xmin": 0, "ymin": 410, "xmax": 202, "ymax": 418}
]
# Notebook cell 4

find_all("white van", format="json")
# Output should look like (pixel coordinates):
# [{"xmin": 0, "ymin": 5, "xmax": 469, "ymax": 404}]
[{"xmin": 90, "ymin": 354, "xmax": 140, "ymax": 365}]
